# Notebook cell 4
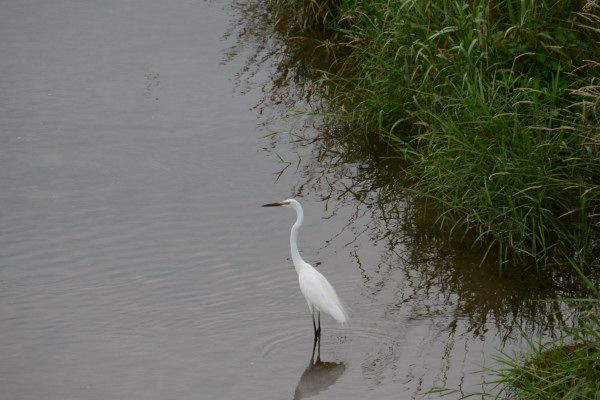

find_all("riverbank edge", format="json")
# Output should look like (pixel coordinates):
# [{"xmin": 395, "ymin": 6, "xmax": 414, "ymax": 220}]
[{"xmin": 266, "ymin": 0, "xmax": 600, "ymax": 397}]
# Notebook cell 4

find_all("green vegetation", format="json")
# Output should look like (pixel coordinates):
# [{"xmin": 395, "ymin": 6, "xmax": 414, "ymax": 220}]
[
  {"xmin": 266, "ymin": 0, "xmax": 600, "ymax": 397},
  {"xmin": 428, "ymin": 259, "xmax": 600, "ymax": 398},
  {"xmin": 271, "ymin": 0, "xmax": 600, "ymax": 270},
  {"xmin": 492, "ymin": 312, "xmax": 600, "ymax": 399},
  {"xmin": 485, "ymin": 266, "xmax": 599, "ymax": 399}
]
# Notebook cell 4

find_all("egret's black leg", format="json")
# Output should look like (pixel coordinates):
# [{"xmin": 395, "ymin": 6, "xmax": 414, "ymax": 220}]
[
  {"xmin": 316, "ymin": 311, "xmax": 321, "ymax": 337},
  {"xmin": 316, "ymin": 334, "xmax": 321, "ymax": 363},
  {"xmin": 312, "ymin": 312, "xmax": 318, "ymax": 342},
  {"xmin": 310, "ymin": 336, "xmax": 317, "ymax": 363},
  {"xmin": 310, "ymin": 330, "xmax": 321, "ymax": 364}
]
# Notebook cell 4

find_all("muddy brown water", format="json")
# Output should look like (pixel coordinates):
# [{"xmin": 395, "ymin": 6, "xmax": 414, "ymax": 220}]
[{"xmin": 0, "ymin": 1, "xmax": 584, "ymax": 399}]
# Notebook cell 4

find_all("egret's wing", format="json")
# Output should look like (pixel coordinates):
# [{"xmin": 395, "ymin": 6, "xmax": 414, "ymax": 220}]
[{"xmin": 299, "ymin": 268, "xmax": 347, "ymax": 324}]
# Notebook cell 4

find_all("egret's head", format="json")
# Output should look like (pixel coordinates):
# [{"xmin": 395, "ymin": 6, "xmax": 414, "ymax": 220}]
[{"xmin": 262, "ymin": 199, "xmax": 298, "ymax": 209}]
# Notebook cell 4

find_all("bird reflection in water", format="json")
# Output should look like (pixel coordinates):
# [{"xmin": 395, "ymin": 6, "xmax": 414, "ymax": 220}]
[{"xmin": 293, "ymin": 338, "xmax": 346, "ymax": 400}]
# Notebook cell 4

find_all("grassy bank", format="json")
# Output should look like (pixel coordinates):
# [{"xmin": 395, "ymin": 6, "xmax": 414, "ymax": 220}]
[
  {"xmin": 483, "ymin": 262, "xmax": 599, "ymax": 399},
  {"xmin": 266, "ymin": 0, "xmax": 600, "ymax": 397},
  {"xmin": 435, "ymin": 316, "xmax": 600, "ymax": 398},
  {"xmin": 492, "ymin": 313, "xmax": 600, "ymax": 399},
  {"xmin": 272, "ymin": 0, "xmax": 600, "ymax": 270}
]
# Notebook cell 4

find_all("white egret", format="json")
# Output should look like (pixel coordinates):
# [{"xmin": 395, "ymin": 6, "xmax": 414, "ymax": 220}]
[{"xmin": 262, "ymin": 199, "xmax": 348, "ymax": 341}]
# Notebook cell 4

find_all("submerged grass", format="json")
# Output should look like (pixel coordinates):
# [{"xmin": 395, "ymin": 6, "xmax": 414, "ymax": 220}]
[
  {"xmin": 269, "ymin": 0, "xmax": 600, "ymax": 270},
  {"xmin": 433, "ymin": 308, "xmax": 600, "ymax": 399},
  {"xmin": 481, "ymin": 259, "xmax": 600, "ymax": 399}
]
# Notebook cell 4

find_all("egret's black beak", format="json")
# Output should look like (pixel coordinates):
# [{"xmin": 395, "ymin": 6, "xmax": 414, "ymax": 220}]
[{"xmin": 262, "ymin": 202, "xmax": 283, "ymax": 207}]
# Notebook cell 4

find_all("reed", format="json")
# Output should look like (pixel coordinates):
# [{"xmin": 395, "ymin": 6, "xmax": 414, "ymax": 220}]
[{"xmin": 270, "ymin": 0, "xmax": 600, "ymax": 269}]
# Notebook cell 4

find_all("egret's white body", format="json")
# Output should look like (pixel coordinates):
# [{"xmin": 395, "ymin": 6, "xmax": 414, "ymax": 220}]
[{"xmin": 263, "ymin": 199, "xmax": 347, "ymax": 339}]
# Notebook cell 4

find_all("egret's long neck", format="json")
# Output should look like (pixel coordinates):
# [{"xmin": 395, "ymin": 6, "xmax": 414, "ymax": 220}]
[{"xmin": 290, "ymin": 206, "xmax": 306, "ymax": 274}]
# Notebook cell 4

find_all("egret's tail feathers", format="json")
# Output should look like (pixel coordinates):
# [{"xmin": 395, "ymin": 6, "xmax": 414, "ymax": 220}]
[{"xmin": 331, "ymin": 304, "xmax": 349, "ymax": 325}]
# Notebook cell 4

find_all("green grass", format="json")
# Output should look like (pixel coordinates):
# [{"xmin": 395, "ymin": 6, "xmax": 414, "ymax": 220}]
[
  {"xmin": 481, "ymin": 259, "xmax": 600, "ymax": 399},
  {"xmin": 269, "ymin": 0, "xmax": 600, "ymax": 270},
  {"xmin": 425, "ymin": 258, "xmax": 600, "ymax": 399},
  {"xmin": 492, "ymin": 317, "xmax": 600, "ymax": 399},
  {"xmin": 263, "ymin": 0, "xmax": 600, "ymax": 396}
]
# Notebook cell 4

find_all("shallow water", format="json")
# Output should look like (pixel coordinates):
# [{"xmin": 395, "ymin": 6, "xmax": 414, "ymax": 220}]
[{"xmin": 0, "ymin": 1, "xmax": 582, "ymax": 399}]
